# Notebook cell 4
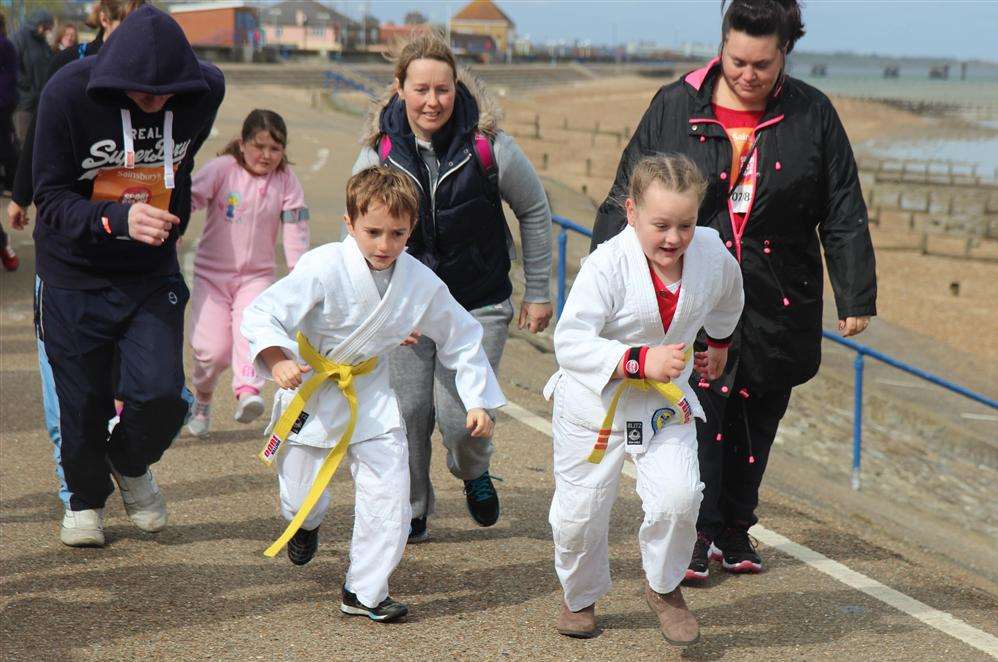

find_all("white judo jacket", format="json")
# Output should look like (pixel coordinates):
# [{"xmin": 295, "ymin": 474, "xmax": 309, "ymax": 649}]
[
  {"xmin": 241, "ymin": 236, "xmax": 507, "ymax": 448},
  {"xmin": 545, "ymin": 225, "xmax": 744, "ymax": 444}
]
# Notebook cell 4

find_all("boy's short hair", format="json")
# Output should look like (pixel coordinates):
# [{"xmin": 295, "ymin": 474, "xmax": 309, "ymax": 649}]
[{"xmin": 346, "ymin": 167, "xmax": 420, "ymax": 227}]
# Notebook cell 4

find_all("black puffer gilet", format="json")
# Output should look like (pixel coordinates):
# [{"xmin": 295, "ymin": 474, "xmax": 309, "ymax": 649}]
[{"xmin": 378, "ymin": 83, "xmax": 510, "ymax": 311}]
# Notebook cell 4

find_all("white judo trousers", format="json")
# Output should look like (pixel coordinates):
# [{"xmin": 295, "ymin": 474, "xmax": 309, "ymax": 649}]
[
  {"xmin": 549, "ymin": 386, "xmax": 703, "ymax": 612},
  {"xmin": 277, "ymin": 429, "xmax": 411, "ymax": 608}
]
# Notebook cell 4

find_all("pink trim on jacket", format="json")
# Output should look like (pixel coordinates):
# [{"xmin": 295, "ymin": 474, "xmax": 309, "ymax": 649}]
[
  {"xmin": 729, "ymin": 114, "xmax": 785, "ymax": 261},
  {"xmin": 687, "ymin": 114, "xmax": 785, "ymax": 262},
  {"xmin": 684, "ymin": 57, "xmax": 720, "ymax": 91}
]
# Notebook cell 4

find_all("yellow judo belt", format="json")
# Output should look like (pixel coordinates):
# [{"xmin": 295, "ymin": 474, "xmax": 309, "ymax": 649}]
[
  {"xmin": 259, "ymin": 331, "xmax": 376, "ymax": 557},
  {"xmin": 587, "ymin": 347, "xmax": 694, "ymax": 464}
]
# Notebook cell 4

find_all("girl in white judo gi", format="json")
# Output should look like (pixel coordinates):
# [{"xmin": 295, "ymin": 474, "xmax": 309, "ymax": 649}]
[
  {"xmin": 241, "ymin": 167, "xmax": 505, "ymax": 622},
  {"xmin": 545, "ymin": 154, "xmax": 744, "ymax": 643}
]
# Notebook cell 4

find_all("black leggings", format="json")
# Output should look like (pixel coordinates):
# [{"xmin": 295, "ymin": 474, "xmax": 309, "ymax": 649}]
[{"xmin": 692, "ymin": 379, "xmax": 792, "ymax": 541}]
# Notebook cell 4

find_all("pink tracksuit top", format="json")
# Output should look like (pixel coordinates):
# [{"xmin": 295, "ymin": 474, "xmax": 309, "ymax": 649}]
[{"xmin": 191, "ymin": 155, "xmax": 310, "ymax": 277}]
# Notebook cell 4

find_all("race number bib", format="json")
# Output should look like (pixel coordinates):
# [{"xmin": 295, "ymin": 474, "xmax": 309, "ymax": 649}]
[{"xmin": 730, "ymin": 149, "xmax": 757, "ymax": 214}]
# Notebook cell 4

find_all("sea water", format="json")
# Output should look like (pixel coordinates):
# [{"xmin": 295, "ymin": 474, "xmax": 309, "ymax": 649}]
[{"xmin": 788, "ymin": 59, "xmax": 998, "ymax": 174}]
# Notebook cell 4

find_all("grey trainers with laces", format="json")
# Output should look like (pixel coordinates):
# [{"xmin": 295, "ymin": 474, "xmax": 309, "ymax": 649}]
[
  {"xmin": 111, "ymin": 468, "xmax": 167, "ymax": 532},
  {"xmin": 60, "ymin": 508, "xmax": 106, "ymax": 547},
  {"xmin": 187, "ymin": 401, "xmax": 211, "ymax": 438}
]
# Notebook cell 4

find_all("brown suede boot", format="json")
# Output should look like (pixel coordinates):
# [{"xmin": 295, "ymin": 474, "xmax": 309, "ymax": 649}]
[
  {"xmin": 644, "ymin": 582, "xmax": 700, "ymax": 645},
  {"xmin": 556, "ymin": 602, "xmax": 597, "ymax": 638}
]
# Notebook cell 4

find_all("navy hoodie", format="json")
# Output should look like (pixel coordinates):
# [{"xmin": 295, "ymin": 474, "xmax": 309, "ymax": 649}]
[{"xmin": 32, "ymin": 5, "xmax": 225, "ymax": 289}]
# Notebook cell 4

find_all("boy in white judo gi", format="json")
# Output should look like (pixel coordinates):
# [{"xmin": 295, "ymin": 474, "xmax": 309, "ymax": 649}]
[
  {"xmin": 241, "ymin": 167, "xmax": 506, "ymax": 622},
  {"xmin": 545, "ymin": 154, "xmax": 744, "ymax": 644}
]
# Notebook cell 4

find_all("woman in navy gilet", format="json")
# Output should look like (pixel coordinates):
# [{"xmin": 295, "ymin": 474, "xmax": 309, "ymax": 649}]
[{"xmin": 353, "ymin": 31, "xmax": 553, "ymax": 542}]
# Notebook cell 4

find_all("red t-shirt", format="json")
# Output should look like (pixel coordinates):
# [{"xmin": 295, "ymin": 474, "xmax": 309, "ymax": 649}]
[
  {"xmin": 618, "ymin": 265, "xmax": 681, "ymax": 378},
  {"xmin": 649, "ymin": 263, "xmax": 681, "ymax": 334},
  {"xmin": 712, "ymin": 103, "xmax": 763, "ymax": 234},
  {"xmin": 620, "ymin": 263, "xmax": 731, "ymax": 378}
]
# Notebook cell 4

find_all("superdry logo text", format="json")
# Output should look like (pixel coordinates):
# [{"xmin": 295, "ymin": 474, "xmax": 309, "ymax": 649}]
[{"xmin": 79, "ymin": 137, "xmax": 192, "ymax": 181}]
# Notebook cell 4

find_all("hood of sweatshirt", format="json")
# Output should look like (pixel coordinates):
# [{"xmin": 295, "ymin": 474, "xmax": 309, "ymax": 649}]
[
  {"xmin": 86, "ymin": 5, "xmax": 208, "ymax": 108},
  {"xmin": 24, "ymin": 10, "xmax": 54, "ymax": 33}
]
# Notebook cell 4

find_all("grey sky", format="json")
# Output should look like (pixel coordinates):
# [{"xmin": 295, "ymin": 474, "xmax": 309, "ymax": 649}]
[{"xmin": 341, "ymin": 0, "xmax": 998, "ymax": 61}]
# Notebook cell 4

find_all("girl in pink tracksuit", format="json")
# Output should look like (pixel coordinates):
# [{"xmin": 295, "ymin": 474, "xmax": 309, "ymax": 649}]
[{"xmin": 186, "ymin": 109, "xmax": 310, "ymax": 437}]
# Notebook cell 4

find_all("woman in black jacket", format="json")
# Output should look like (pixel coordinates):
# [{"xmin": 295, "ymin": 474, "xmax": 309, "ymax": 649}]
[{"xmin": 592, "ymin": 0, "xmax": 877, "ymax": 580}]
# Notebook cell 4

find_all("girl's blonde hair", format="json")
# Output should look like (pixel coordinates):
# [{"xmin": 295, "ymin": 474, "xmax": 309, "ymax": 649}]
[
  {"xmin": 390, "ymin": 28, "xmax": 457, "ymax": 89},
  {"xmin": 629, "ymin": 153, "xmax": 708, "ymax": 207}
]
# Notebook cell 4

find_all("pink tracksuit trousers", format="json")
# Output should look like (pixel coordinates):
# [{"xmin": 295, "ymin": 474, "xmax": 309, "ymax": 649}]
[{"xmin": 188, "ymin": 155, "xmax": 310, "ymax": 399}]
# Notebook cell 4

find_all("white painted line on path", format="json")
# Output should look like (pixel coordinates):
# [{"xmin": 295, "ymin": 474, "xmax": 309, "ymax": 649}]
[
  {"xmin": 960, "ymin": 412, "xmax": 998, "ymax": 422},
  {"xmin": 310, "ymin": 148, "xmax": 330, "ymax": 172},
  {"xmin": 499, "ymin": 400, "xmax": 998, "ymax": 658},
  {"xmin": 875, "ymin": 378, "xmax": 932, "ymax": 389},
  {"xmin": 502, "ymin": 401, "xmax": 551, "ymax": 436},
  {"xmin": 746, "ymin": 526, "xmax": 998, "ymax": 658}
]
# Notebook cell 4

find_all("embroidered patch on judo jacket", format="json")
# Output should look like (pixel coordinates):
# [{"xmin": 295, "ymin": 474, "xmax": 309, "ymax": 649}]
[
  {"xmin": 290, "ymin": 411, "xmax": 309, "ymax": 435},
  {"xmin": 626, "ymin": 421, "xmax": 643, "ymax": 445}
]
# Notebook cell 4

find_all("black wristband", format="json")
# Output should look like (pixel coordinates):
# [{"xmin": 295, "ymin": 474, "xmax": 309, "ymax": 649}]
[{"xmin": 624, "ymin": 346, "xmax": 642, "ymax": 379}]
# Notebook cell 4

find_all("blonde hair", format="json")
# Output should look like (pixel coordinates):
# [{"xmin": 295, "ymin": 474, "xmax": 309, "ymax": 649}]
[
  {"xmin": 346, "ymin": 167, "xmax": 421, "ymax": 227},
  {"xmin": 390, "ymin": 29, "xmax": 457, "ymax": 90},
  {"xmin": 629, "ymin": 153, "xmax": 708, "ymax": 207}
]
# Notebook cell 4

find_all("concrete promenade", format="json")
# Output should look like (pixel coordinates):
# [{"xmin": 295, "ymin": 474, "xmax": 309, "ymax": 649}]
[{"xmin": 2, "ymin": 83, "xmax": 996, "ymax": 661}]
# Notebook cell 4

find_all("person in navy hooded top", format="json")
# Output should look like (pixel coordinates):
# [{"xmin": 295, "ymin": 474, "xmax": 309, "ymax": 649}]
[{"xmin": 32, "ymin": 4, "xmax": 224, "ymax": 548}]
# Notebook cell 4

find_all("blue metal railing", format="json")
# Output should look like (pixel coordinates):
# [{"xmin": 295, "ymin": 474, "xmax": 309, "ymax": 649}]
[
  {"xmin": 551, "ymin": 214, "xmax": 997, "ymax": 490},
  {"xmin": 323, "ymin": 70, "xmax": 375, "ymax": 96}
]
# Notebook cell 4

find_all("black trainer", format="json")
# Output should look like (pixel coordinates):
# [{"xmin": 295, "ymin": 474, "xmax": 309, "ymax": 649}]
[
  {"xmin": 684, "ymin": 533, "xmax": 711, "ymax": 581},
  {"xmin": 715, "ymin": 527, "xmax": 763, "ymax": 573},
  {"xmin": 408, "ymin": 516, "xmax": 429, "ymax": 543},
  {"xmin": 340, "ymin": 586, "xmax": 409, "ymax": 622},
  {"xmin": 286, "ymin": 525, "xmax": 319, "ymax": 566},
  {"xmin": 463, "ymin": 471, "xmax": 500, "ymax": 527}
]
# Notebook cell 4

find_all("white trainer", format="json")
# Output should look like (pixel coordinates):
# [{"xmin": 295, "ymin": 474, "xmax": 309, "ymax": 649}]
[
  {"xmin": 111, "ymin": 468, "xmax": 167, "ymax": 532},
  {"xmin": 186, "ymin": 401, "xmax": 211, "ymax": 438},
  {"xmin": 234, "ymin": 393, "xmax": 265, "ymax": 424},
  {"xmin": 60, "ymin": 508, "xmax": 106, "ymax": 547}
]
